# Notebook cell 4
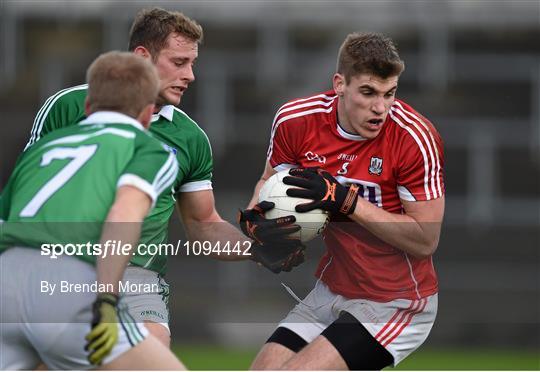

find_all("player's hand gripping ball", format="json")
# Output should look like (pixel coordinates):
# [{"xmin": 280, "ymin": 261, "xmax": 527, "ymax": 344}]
[
  {"xmin": 238, "ymin": 200, "xmax": 301, "ymax": 245},
  {"xmin": 283, "ymin": 167, "xmax": 359, "ymax": 216},
  {"xmin": 238, "ymin": 201, "xmax": 305, "ymax": 273},
  {"xmin": 258, "ymin": 170, "xmax": 330, "ymax": 242}
]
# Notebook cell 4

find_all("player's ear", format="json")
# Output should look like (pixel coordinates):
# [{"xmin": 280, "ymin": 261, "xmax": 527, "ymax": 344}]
[
  {"xmin": 138, "ymin": 104, "xmax": 155, "ymax": 129},
  {"xmin": 84, "ymin": 97, "xmax": 92, "ymax": 117},
  {"xmin": 333, "ymin": 73, "xmax": 345, "ymax": 97},
  {"xmin": 133, "ymin": 46, "xmax": 152, "ymax": 60}
]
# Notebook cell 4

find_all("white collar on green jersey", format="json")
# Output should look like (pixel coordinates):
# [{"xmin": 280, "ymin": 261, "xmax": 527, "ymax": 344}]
[
  {"xmin": 152, "ymin": 105, "xmax": 174, "ymax": 122},
  {"xmin": 79, "ymin": 111, "xmax": 145, "ymax": 131}
]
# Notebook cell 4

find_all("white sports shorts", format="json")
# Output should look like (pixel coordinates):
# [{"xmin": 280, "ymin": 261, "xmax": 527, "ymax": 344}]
[
  {"xmin": 0, "ymin": 247, "xmax": 148, "ymax": 370},
  {"xmin": 278, "ymin": 281, "xmax": 437, "ymax": 365},
  {"xmin": 122, "ymin": 266, "xmax": 171, "ymax": 334}
]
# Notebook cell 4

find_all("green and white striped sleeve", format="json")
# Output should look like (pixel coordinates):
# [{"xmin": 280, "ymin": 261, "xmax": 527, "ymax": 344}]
[
  {"xmin": 25, "ymin": 85, "xmax": 88, "ymax": 150},
  {"xmin": 118, "ymin": 138, "xmax": 178, "ymax": 209}
]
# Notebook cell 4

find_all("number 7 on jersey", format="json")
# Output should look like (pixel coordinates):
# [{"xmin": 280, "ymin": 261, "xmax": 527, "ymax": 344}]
[{"xmin": 19, "ymin": 145, "xmax": 98, "ymax": 217}]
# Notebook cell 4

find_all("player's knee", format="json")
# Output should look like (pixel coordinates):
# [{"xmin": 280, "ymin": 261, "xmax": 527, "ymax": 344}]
[
  {"xmin": 250, "ymin": 328, "xmax": 304, "ymax": 370},
  {"xmin": 143, "ymin": 321, "xmax": 171, "ymax": 348},
  {"xmin": 251, "ymin": 343, "xmax": 295, "ymax": 370}
]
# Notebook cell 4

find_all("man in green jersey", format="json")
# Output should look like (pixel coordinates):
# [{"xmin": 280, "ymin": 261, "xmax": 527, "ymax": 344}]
[
  {"xmin": 22, "ymin": 7, "xmax": 304, "ymax": 348},
  {"xmin": 0, "ymin": 52, "xmax": 185, "ymax": 369}
]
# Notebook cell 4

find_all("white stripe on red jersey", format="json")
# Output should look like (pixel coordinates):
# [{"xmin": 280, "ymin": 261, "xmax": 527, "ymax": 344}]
[
  {"xmin": 393, "ymin": 101, "xmax": 443, "ymax": 197},
  {"xmin": 267, "ymin": 93, "xmax": 337, "ymax": 159},
  {"xmin": 389, "ymin": 110, "xmax": 434, "ymax": 200},
  {"xmin": 390, "ymin": 109, "xmax": 440, "ymax": 199}
]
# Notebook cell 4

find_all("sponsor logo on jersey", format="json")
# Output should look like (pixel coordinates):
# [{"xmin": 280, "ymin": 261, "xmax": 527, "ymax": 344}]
[
  {"xmin": 140, "ymin": 309, "xmax": 166, "ymax": 320},
  {"xmin": 305, "ymin": 151, "xmax": 326, "ymax": 164},
  {"xmin": 338, "ymin": 153, "xmax": 357, "ymax": 162},
  {"xmin": 368, "ymin": 157, "xmax": 383, "ymax": 176}
]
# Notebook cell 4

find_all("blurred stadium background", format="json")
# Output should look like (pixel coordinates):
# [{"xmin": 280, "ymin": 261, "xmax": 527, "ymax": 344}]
[{"xmin": 1, "ymin": 0, "xmax": 538, "ymax": 369}]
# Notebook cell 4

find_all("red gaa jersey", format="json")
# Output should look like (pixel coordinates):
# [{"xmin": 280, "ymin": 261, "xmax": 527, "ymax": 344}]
[{"xmin": 267, "ymin": 90, "xmax": 445, "ymax": 301}]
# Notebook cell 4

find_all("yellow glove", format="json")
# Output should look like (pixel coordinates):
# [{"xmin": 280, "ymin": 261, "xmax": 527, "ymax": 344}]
[{"xmin": 85, "ymin": 293, "xmax": 119, "ymax": 365}]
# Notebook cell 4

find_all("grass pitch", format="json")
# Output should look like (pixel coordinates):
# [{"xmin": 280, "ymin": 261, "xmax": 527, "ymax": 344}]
[{"xmin": 173, "ymin": 345, "xmax": 539, "ymax": 370}]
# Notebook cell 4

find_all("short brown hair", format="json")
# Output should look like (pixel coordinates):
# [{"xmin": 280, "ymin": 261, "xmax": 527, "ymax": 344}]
[
  {"xmin": 337, "ymin": 32, "xmax": 404, "ymax": 82},
  {"xmin": 86, "ymin": 51, "xmax": 159, "ymax": 118},
  {"xmin": 128, "ymin": 7, "xmax": 203, "ymax": 56}
]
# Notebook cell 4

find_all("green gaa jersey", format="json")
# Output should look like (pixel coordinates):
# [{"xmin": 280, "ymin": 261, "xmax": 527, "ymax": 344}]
[
  {"xmin": 23, "ymin": 84, "xmax": 214, "ymax": 274},
  {"xmin": 1, "ymin": 112, "xmax": 178, "ymax": 266}
]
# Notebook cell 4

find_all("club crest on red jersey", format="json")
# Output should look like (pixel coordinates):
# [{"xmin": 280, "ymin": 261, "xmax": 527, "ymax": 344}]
[{"xmin": 368, "ymin": 157, "xmax": 383, "ymax": 176}]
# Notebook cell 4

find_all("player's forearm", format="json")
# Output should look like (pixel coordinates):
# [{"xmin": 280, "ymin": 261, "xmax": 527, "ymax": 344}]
[
  {"xmin": 95, "ymin": 246, "xmax": 134, "ymax": 294},
  {"xmin": 97, "ymin": 212, "xmax": 142, "ymax": 294},
  {"xmin": 177, "ymin": 192, "xmax": 253, "ymax": 261},
  {"xmin": 184, "ymin": 217, "xmax": 252, "ymax": 261},
  {"xmin": 247, "ymin": 178, "xmax": 267, "ymax": 208},
  {"xmin": 349, "ymin": 199, "xmax": 441, "ymax": 259},
  {"xmin": 97, "ymin": 186, "xmax": 151, "ymax": 293}
]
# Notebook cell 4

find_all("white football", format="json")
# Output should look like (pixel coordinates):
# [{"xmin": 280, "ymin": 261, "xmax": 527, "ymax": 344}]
[{"xmin": 258, "ymin": 170, "xmax": 330, "ymax": 243}]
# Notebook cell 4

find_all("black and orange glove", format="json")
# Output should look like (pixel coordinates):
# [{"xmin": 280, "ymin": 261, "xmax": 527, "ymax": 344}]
[
  {"xmin": 283, "ymin": 167, "xmax": 359, "ymax": 215},
  {"xmin": 237, "ymin": 201, "xmax": 300, "ymax": 244},
  {"xmin": 250, "ymin": 241, "xmax": 306, "ymax": 274},
  {"xmin": 238, "ymin": 201, "xmax": 305, "ymax": 273}
]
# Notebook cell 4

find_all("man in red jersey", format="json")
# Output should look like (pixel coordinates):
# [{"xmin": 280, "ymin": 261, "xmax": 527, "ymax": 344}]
[{"xmin": 240, "ymin": 32, "xmax": 445, "ymax": 370}]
